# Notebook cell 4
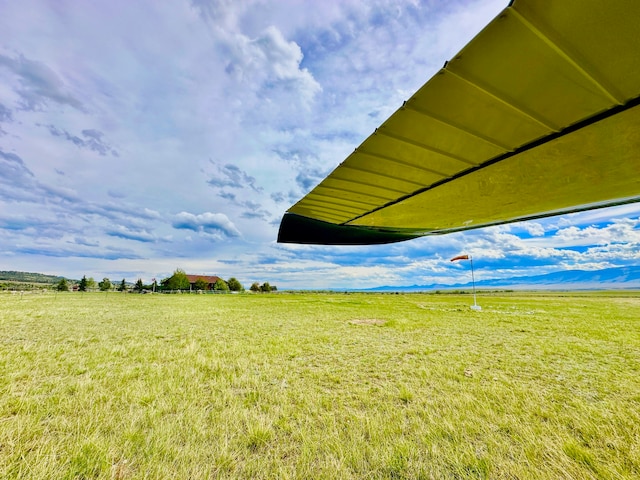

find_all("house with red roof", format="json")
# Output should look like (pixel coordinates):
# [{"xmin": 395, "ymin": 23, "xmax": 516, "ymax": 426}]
[{"xmin": 185, "ymin": 274, "xmax": 222, "ymax": 291}]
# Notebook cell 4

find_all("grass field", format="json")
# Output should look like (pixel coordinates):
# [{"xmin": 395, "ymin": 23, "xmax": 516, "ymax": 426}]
[{"xmin": 1, "ymin": 291, "xmax": 639, "ymax": 479}]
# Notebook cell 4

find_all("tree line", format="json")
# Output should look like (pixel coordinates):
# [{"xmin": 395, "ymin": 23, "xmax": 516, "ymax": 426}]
[{"xmin": 55, "ymin": 269, "xmax": 277, "ymax": 293}]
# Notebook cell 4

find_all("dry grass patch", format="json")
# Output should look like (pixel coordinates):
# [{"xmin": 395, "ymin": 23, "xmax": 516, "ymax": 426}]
[{"xmin": 348, "ymin": 318, "xmax": 387, "ymax": 326}]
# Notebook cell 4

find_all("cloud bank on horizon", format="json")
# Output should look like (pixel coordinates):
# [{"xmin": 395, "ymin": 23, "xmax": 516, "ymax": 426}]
[{"xmin": 1, "ymin": 0, "xmax": 639, "ymax": 289}]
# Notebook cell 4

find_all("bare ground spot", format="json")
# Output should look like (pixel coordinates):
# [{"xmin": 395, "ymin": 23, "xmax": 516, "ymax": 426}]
[{"xmin": 349, "ymin": 318, "xmax": 387, "ymax": 326}]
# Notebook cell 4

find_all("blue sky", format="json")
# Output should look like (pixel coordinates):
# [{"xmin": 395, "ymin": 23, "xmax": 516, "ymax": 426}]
[{"xmin": 1, "ymin": 0, "xmax": 639, "ymax": 289}]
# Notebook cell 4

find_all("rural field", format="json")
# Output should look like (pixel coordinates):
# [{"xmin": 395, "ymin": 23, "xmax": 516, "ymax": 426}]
[{"xmin": 1, "ymin": 291, "xmax": 639, "ymax": 479}]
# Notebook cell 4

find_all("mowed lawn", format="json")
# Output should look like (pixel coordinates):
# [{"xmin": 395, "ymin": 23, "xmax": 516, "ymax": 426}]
[{"xmin": 1, "ymin": 292, "xmax": 639, "ymax": 479}]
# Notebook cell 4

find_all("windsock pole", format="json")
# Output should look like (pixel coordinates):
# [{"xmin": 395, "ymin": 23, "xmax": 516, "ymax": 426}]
[
  {"xmin": 470, "ymin": 256, "xmax": 480, "ymax": 310},
  {"xmin": 450, "ymin": 254, "xmax": 481, "ymax": 311}
]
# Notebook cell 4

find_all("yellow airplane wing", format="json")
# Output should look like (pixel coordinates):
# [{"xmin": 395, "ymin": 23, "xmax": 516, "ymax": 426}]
[{"xmin": 278, "ymin": 0, "xmax": 640, "ymax": 245}]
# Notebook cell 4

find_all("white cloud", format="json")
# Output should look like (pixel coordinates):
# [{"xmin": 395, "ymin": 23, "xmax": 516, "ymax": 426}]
[
  {"xmin": 554, "ymin": 218, "xmax": 640, "ymax": 247},
  {"xmin": 522, "ymin": 222, "xmax": 545, "ymax": 237},
  {"xmin": 228, "ymin": 26, "xmax": 320, "ymax": 105},
  {"xmin": 172, "ymin": 212, "xmax": 241, "ymax": 238},
  {"xmin": 0, "ymin": 51, "xmax": 84, "ymax": 111}
]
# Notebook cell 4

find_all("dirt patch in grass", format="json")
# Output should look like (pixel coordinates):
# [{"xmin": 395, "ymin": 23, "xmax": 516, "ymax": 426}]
[{"xmin": 349, "ymin": 318, "xmax": 387, "ymax": 326}]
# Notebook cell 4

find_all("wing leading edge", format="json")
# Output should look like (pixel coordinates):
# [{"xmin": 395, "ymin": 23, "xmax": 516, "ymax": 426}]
[{"xmin": 278, "ymin": 0, "xmax": 640, "ymax": 245}]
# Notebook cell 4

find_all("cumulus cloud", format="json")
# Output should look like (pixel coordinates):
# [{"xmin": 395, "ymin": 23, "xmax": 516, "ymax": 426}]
[
  {"xmin": 458, "ymin": 218, "xmax": 640, "ymax": 275},
  {"xmin": 224, "ymin": 26, "xmax": 321, "ymax": 107},
  {"xmin": 554, "ymin": 218, "xmax": 640, "ymax": 246},
  {"xmin": 172, "ymin": 211, "xmax": 241, "ymax": 238},
  {"xmin": 522, "ymin": 222, "xmax": 545, "ymax": 236},
  {"xmin": 199, "ymin": 16, "xmax": 322, "ymax": 132}
]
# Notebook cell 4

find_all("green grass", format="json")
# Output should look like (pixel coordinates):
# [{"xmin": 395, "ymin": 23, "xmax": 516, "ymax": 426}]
[{"xmin": 1, "ymin": 291, "xmax": 639, "ymax": 479}]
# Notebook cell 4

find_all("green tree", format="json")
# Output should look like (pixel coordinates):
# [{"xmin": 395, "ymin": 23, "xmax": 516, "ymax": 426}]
[
  {"xmin": 78, "ymin": 275, "xmax": 88, "ymax": 292},
  {"xmin": 86, "ymin": 277, "xmax": 96, "ymax": 290},
  {"xmin": 118, "ymin": 279, "xmax": 127, "ymax": 292},
  {"xmin": 227, "ymin": 277, "xmax": 243, "ymax": 292},
  {"xmin": 260, "ymin": 282, "xmax": 271, "ymax": 293},
  {"xmin": 98, "ymin": 278, "xmax": 111, "ymax": 291},
  {"xmin": 56, "ymin": 278, "xmax": 69, "ymax": 291},
  {"xmin": 213, "ymin": 278, "xmax": 229, "ymax": 291},
  {"xmin": 250, "ymin": 282, "xmax": 260, "ymax": 292},
  {"xmin": 164, "ymin": 269, "xmax": 190, "ymax": 291},
  {"xmin": 194, "ymin": 278, "xmax": 208, "ymax": 291},
  {"xmin": 134, "ymin": 278, "xmax": 144, "ymax": 292}
]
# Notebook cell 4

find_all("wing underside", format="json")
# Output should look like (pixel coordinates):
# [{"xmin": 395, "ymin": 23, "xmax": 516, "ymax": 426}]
[{"xmin": 278, "ymin": 0, "xmax": 640, "ymax": 245}]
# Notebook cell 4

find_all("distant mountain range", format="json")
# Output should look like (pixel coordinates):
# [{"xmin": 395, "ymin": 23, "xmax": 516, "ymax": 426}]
[{"xmin": 367, "ymin": 266, "xmax": 640, "ymax": 292}]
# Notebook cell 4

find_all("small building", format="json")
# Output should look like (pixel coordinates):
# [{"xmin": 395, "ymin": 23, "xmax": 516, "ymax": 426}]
[{"xmin": 186, "ymin": 274, "xmax": 221, "ymax": 291}]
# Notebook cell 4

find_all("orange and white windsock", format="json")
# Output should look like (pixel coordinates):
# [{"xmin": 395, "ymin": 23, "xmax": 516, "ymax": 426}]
[{"xmin": 450, "ymin": 254, "xmax": 470, "ymax": 262}]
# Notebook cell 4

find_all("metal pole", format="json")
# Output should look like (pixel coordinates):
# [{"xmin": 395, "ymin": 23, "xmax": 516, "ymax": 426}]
[{"xmin": 470, "ymin": 256, "xmax": 481, "ymax": 311}]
